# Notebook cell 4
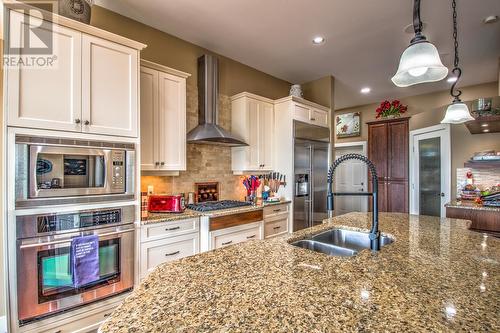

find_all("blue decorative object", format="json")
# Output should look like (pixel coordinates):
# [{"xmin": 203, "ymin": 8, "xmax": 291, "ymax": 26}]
[{"xmin": 36, "ymin": 159, "xmax": 53, "ymax": 175}]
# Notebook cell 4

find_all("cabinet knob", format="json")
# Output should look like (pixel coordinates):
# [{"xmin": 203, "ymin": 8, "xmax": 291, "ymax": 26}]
[
  {"xmin": 155, "ymin": 162, "xmax": 160, "ymax": 166},
  {"xmin": 222, "ymin": 240, "xmax": 233, "ymax": 246},
  {"xmin": 165, "ymin": 251, "xmax": 180, "ymax": 256},
  {"xmin": 74, "ymin": 118, "xmax": 81, "ymax": 124},
  {"xmin": 310, "ymin": 118, "xmax": 316, "ymax": 121},
  {"xmin": 161, "ymin": 162, "xmax": 165, "ymax": 166},
  {"xmin": 246, "ymin": 235, "xmax": 256, "ymax": 239},
  {"xmin": 84, "ymin": 120, "xmax": 90, "ymax": 125}
]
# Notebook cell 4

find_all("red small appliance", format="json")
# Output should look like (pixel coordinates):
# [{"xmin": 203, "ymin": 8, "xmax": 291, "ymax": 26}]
[{"xmin": 148, "ymin": 195, "xmax": 185, "ymax": 213}]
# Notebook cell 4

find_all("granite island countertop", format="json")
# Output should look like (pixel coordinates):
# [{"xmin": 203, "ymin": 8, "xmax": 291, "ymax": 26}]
[
  {"xmin": 446, "ymin": 199, "xmax": 500, "ymax": 212},
  {"xmin": 101, "ymin": 213, "xmax": 499, "ymax": 332}
]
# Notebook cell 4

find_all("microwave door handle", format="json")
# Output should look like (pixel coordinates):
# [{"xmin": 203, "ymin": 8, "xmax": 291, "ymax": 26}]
[{"xmin": 19, "ymin": 229, "xmax": 133, "ymax": 249}]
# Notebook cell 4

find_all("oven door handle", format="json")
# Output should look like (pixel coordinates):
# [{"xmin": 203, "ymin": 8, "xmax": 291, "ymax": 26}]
[{"xmin": 19, "ymin": 229, "xmax": 133, "ymax": 249}]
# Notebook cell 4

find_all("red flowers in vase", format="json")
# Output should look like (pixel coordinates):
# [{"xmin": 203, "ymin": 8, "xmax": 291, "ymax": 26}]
[{"xmin": 375, "ymin": 100, "xmax": 407, "ymax": 119}]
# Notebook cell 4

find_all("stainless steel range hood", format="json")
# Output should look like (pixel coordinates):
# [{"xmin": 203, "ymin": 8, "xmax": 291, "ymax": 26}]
[{"xmin": 186, "ymin": 54, "xmax": 248, "ymax": 146}]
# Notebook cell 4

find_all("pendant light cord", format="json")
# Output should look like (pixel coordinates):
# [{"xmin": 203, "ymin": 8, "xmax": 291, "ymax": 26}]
[
  {"xmin": 411, "ymin": 0, "xmax": 426, "ymax": 43},
  {"xmin": 450, "ymin": 0, "xmax": 462, "ymax": 102}
]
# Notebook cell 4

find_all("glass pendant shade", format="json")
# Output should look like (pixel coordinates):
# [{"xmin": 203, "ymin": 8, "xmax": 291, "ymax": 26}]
[
  {"xmin": 391, "ymin": 41, "xmax": 449, "ymax": 87},
  {"xmin": 441, "ymin": 101, "xmax": 474, "ymax": 124}
]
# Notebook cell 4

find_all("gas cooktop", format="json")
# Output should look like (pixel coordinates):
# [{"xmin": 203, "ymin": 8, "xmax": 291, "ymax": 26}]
[{"xmin": 186, "ymin": 200, "xmax": 252, "ymax": 212}]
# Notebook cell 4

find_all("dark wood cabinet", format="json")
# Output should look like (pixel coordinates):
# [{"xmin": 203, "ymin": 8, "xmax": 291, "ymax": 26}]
[{"xmin": 368, "ymin": 117, "xmax": 409, "ymax": 213}]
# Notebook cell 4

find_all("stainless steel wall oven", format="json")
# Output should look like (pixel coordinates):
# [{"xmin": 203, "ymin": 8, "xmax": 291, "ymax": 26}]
[{"xmin": 15, "ymin": 205, "xmax": 135, "ymax": 325}]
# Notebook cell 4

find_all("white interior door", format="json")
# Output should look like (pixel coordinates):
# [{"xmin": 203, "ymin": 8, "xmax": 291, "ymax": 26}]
[
  {"xmin": 410, "ymin": 125, "xmax": 451, "ymax": 217},
  {"xmin": 334, "ymin": 144, "xmax": 368, "ymax": 216}
]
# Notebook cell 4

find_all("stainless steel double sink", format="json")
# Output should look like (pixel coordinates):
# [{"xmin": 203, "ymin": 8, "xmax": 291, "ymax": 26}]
[{"xmin": 291, "ymin": 228, "xmax": 394, "ymax": 257}]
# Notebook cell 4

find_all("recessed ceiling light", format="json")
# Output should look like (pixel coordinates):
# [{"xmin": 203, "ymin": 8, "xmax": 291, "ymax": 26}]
[
  {"xmin": 447, "ymin": 76, "xmax": 458, "ymax": 83},
  {"xmin": 360, "ymin": 87, "xmax": 371, "ymax": 94},
  {"xmin": 481, "ymin": 123, "xmax": 488, "ymax": 127},
  {"xmin": 483, "ymin": 129, "xmax": 490, "ymax": 133},
  {"xmin": 483, "ymin": 15, "xmax": 499, "ymax": 24},
  {"xmin": 312, "ymin": 36, "xmax": 325, "ymax": 45}
]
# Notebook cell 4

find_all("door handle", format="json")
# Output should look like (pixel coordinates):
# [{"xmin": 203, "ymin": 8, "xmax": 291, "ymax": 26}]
[
  {"xmin": 165, "ymin": 226, "xmax": 180, "ymax": 231},
  {"xmin": 19, "ymin": 229, "xmax": 133, "ymax": 249},
  {"xmin": 165, "ymin": 251, "xmax": 180, "ymax": 256},
  {"xmin": 246, "ymin": 235, "xmax": 256, "ymax": 239},
  {"xmin": 221, "ymin": 240, "xmax": 233, "ymax": 246}
]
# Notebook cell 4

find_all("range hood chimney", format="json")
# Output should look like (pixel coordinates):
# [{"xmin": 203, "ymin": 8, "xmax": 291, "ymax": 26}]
[{"xmin": 186, "ymin": 54, "xmax": 248, "ymax": 146}]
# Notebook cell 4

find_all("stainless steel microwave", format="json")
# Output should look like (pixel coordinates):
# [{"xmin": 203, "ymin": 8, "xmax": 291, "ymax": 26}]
[{"xmin": 15, "ymin": 136, "xmax": 135, "ymax": 207}]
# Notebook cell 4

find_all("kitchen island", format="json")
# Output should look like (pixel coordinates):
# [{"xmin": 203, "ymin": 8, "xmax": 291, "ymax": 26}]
[{"xmin": 100, "ymin": 213, "xmax": 499, "ymax": 332}]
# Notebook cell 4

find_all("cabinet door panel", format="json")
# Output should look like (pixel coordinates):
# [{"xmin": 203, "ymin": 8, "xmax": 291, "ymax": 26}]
[
  {"xmin": 82, "ymin": 34, "xmax": 138, "ymax": 137},
  {"xmin": 140, "ymin": 67, "xmax": 159, "ymax": 170},
  {"xmin": 387, "ymin": 181, "xmax": 408, "ymax": 213},
  {"xmin": 293, "ymin": 104, "xmax": 310, "ymax": 123},
  {"xmin": 311, "ymin": 109, "xmax": 328, "ymax": 127},
  {"xmin": 388, "ymin": 121, "xmax": 409, "ymax": 181},
  {"xmin": 158, "ymin": 71, "xmax": 186, "ymax": 170},
  {"xmin": 368, "ymin": 123, "xmax": 388, "ymax": 179},
  {"xmin": 7, "ymin": 11, "xmax": 82, "ymax": 132},
  {"xmin": 140, "ymin": 233, "xmax": 199, "ymax": 278},
  {"xmin": 260, "ymin": 102, "xmax": 274, "ymax": 170},
  {"xmin": 247, "ymin": 99, "xmax": 260, "ymax": 170}
]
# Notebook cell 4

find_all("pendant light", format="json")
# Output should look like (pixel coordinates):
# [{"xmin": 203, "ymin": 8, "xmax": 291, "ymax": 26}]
[
  {"xmin": 392, "ymin": 0, "xmax": 448, "ymax": 87},
  {"xmin": 441, "ymin": 0, "xmax": 474, "ymax": 124}
]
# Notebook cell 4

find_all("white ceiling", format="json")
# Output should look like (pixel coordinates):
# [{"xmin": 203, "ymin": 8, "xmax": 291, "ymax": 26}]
[{"xmin": 95, "ymin": 0, "xmax": 500, "ymax": 109}]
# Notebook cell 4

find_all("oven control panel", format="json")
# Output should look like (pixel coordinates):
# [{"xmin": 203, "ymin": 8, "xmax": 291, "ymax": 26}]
[
  {"xmin": 111, "ymin": 150, "xmax": 125, "ymax": 189},
  {"xmin": 37, "ymin": 209, "xmax": 122, "ymax": 233}
]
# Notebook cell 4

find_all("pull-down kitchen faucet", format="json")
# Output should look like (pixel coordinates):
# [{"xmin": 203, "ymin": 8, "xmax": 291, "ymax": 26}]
[{"xmin": 327, "ymin": 153, "xmax": 380, "ymax": 251}]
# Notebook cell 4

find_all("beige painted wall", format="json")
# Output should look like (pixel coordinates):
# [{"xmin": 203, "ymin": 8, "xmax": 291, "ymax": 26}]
[
  {"xmin": 335, "ymin": 81, "xmax": 500, "ymax": 199},
  {"xmin": 301, "ymin": 76, "xmax": 334, "ymax": 108},
  {"xmin": 90, "ymin": 6, "xmax": 291, "ymax": 100}
]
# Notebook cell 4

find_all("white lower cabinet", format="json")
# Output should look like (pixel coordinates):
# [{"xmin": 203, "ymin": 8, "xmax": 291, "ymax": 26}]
[
  {"xmin": 211, "ymin": 221, "xmax": 263, "ymax": 250},
  {"xmin": 263, "ymin": 203, "xmax": 290, "ymax": 238},
  {"xmin": 139, "ymin": 218, "xmax": 200, "ymax": 279},
  {"xmin": 264, "ymin": 214, "xmax": 289, "ymax": 238}
]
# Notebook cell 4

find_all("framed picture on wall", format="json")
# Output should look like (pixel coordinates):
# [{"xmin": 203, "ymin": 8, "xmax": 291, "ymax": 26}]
[{"xmin": 336, "ymin": 112, "xmax": 360, "ymax": 138}]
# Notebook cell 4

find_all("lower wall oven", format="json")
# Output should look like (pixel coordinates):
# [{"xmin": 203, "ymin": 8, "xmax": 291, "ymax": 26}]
[{"xmin": 15, "ymin": 205, "xmax": 135, "ymax": 325}]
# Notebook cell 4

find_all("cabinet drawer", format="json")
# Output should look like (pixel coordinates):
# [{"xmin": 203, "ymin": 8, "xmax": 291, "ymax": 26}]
[
  {"xmin": 263, "ymin": 204, "xmax": 289, "ymax": 218},
  {"xmin": 212, "ymin": 222, "xmax": 262, "ymax": 249},
  {"xmin": 141, "ymin": 218, "xmax": 199, "ymax": 242},
  {"xmin": 264, "ymin": 215, "xmax": 289, "ymax": 238},
  {"xmin": 310, "ymin": 109, "xmax": 328, "ymax": 127},
  {"xmin": 140, "ymin": 233, "xmax": 199, "ymax": 277},
  {"xmin": 293, "ymin": 104, "xmax": 310, "ymax": 122}
]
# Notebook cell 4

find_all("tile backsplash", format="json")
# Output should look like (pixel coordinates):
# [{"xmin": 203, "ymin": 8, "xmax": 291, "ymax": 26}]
[
  {"xmin": 141, "ymin": 83, "xmax": 246, "ymax": 200},
  {"xmin": 456, "ymin": 167, "xmax": 500, "ymax": 196}
]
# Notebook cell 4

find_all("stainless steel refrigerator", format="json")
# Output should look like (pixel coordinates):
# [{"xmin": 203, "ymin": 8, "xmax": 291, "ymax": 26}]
[{"xmin": 293, "ymin": 121, "xmax": 330, "ymax": 232}]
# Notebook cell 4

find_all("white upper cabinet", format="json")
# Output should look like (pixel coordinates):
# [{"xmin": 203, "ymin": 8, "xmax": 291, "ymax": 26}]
[
  {"xmin": 5, "ymin": 7, "xmax": 145, "ymax": 137},
  {"xmin": 140, "ymin": 66, "xmax": 159, "ymax": 170},
  {"xmin": 275, "ymin": 96, "xmax": 330, "ymax": 128},
  {"xmin": 6, "ymin": 11, "xmax": 82, "ymax": 132},
  {"xmin": 81, "ymin": 35, "xmax": 138, "ymax": 137},
  {"xmin": 140, "ymin": 60, "xmax": 190, "ymax": 172},
  {"xmin": 231, "ymin": 92, "xmax": 274, "ymax": 172}
]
